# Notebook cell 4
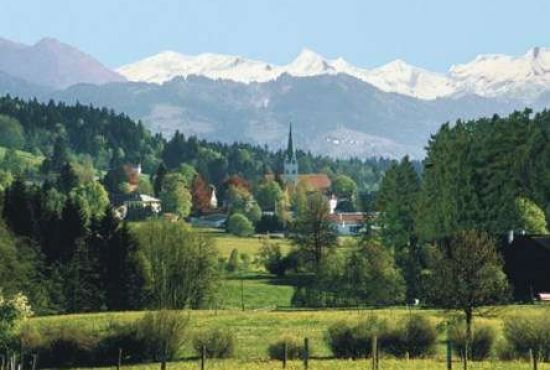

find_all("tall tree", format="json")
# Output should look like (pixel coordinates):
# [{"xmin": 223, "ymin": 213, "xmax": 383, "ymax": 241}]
[
  {"xmin": 291, "ymin": 192, "xmax": 338, "ymax": 273},
  {"xmin": 132, "ymin": 220, "xmax": 219, "ymax": 309},
  {"xmin": 159, "ymin": 173, "xmax": 192, "ymax": 218},
  {"xmin": 376, "ymin": 157, "xmax": 421, "ymax": 300},
  {"xmin": 191, "ymin": 175, "xmax": 212, "ymax": 215},
  {"xmin": 152, "ymin": 162, "xmax": 168, "ymax": 197},
  {"xmin": 426, "ymin": 231, "xmax": 509, "ymax": 349}
]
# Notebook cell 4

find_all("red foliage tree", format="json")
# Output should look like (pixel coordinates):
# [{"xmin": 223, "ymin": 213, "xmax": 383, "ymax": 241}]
[{"xmin": 192, "ymin": 175, "xmax": 212, "ymax": 215}]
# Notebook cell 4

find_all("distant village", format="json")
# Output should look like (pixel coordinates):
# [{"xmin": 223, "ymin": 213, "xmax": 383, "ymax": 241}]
[{"xmin": 111, "ymin": 124, "xmax": 375, "ymax": 236}]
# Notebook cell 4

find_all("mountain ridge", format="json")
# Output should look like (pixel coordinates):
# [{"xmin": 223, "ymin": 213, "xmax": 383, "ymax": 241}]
[
  {"xmin": 118, "ymin": 47, "xmax": 550, "ymax": 101},
  {"xmin": 0, "ymin": 37, "xmax": 126, "ymax": 89}
]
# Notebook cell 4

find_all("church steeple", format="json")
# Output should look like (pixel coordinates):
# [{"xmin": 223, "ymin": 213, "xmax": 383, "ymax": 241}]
[
  {"xmin": 286, "ymin": 122, "xmax": 294, "ymax": 160},
  {"xmin": 283, "ymin": 122, "xmax": 298, "ymax": 183}
]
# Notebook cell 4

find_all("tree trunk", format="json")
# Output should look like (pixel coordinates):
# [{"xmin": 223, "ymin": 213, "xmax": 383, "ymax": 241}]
[{"xmin": 465, "ymin": 309, "xmax": 473, "ymax": 362}]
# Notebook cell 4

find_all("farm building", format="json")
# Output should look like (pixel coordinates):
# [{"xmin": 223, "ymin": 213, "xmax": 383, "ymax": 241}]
[{"xmin": 501, "ymin": 233, "xmax": 550, "ymax": 302}]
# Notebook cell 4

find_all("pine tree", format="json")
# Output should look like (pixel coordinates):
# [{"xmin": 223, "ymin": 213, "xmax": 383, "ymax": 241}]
[
  {"xmin": 64, "ymin": 238, "xmax": 104, "ymax": 312},
  {"xmin": 153, "ymin": 162, "xmax": 168, "ymax": 197},
  {"xmin": 60, "ymin": 195, "xmax": 90, "ymax": 262},
  {"xmin": 2, "ymin": 177, "xmax": 36, "ymax": 238},
  {"xmin": 57, "ymin": 162, "xmax": 80, "ymax": 193}
]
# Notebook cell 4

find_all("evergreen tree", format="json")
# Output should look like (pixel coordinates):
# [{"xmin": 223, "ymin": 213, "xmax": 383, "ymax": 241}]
[
  {"xmin": 57, "ymin": 162, "xmax": 80, "ymax": 193},
  {"xmin": 42, "ymin": 136, "xmax": 70, "ymax": 174},
  {"xmin": 2, "ymin": 177, "xmax": 36, "ymax": 238},
  {"xmin": 64, "ymin": 239, "xmax": 104, "ymax": 312},
  {"xmin": 291, "ymin": 192, "xmax": 338, "ymax": 273},
  {"xmin": 60, "ymin": 195, "xmax": 90, "ymax": 262},
  {"xmin": 152, "ymin": 162, "xmax": 168, "ymax": 197}
]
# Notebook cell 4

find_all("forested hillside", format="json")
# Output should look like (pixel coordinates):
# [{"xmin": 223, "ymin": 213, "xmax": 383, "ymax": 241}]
[
  {"xmin": 0, "ymin": 95, "xmax": 391, "ymax": 190},
  {"xmin": 0, "ymin": 96, "xmax": 393, "ymax": 315}
]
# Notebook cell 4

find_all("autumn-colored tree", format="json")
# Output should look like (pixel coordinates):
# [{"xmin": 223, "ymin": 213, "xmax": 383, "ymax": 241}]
[
  {"xmin": 224, "ymin": 175, "xmax": 250, "ymax": 192},
  {"xmin": 192, "ymin": 175, "xmax": 212, "ymax": 215}
]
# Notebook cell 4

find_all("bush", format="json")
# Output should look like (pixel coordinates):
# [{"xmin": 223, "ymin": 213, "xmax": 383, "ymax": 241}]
[
  {"xmin": 226, "ymin": 249, "xmax": 240, "ymax": 273},
  {"xmin": 133, "ymin": 310, "xmax": 190, "ymax": 361},
  {"xmin": 502, "ymin": 313, "xmax": 550, "ymax": 360},
  {"xmin": 257, "ymin": 242, "xmax": 286, "ymax": 276},
  {"xmin": 31, "ymin": 326, "xmax": 99, "ymax": 368},
  {"xmin": 326, "ymin": 316, "xmax": 388, "ymax": 359},
  {"xmin": 449, "ymin": 324, "xmax": 496, "ymax": 361},
  {"xmin": 384, "ymin": 315, "xmax": 437, "ymax": 358},
  {"xmin": 193, "ymin": 329, "xmax": 235, "ymax": 358},
  {"xmin": 227, "ymin": 213, "xmax": 254, "ymax": 237},
  {"xmin": 97, "ymin": 323, "xmax": 150, "ymax": 364},
  {"xmin": 268, "ymin": 337, "xmax": 307, "ymax": 360},
  {"xmin": 0, "ymin": 291, "xmax": 33, "ymax": 352}
]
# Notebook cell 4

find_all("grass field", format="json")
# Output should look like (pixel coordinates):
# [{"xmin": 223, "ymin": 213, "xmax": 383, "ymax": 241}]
[
  {"xmin": 73, "ymin": 358, "xmax": 537, "ymax": 370},
  {"xmin": 31, "ymin": 306, "xmax": 550, "ymax": 361},
  {"xmin": 219, "ymin": 276, "xmax": 295, "ymax": 310},
  {"xmin": 203, "ymin": 229, "xmax": 292, "ymax": 258}
]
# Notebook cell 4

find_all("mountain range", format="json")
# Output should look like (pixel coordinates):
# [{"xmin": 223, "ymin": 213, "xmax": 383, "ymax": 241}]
[
  {"xmin": 1, "ymin": 36, "xmax": 550, "ymax": 158},
  {"xmin": 118, "ymin": 47, "xmax": 550, "ymax": 102}
]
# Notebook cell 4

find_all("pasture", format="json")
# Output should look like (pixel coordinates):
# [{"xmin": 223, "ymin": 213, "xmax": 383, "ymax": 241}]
[{"xmin": 30, "ymin": 305, "xmax": 550, "ymax": 363}]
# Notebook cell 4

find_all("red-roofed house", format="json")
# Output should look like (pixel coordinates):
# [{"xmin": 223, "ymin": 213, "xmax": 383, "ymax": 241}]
[{"xmin": 329, "ymin": 212, "xmax": 365, "ymax": 235}]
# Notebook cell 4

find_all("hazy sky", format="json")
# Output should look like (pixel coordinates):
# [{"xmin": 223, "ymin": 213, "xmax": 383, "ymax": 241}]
[{"xmin": 1, "ymin": 0, "xmax": 549, "ymax": 71}]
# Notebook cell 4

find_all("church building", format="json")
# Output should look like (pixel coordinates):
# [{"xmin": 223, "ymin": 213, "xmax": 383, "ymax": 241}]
[{"xmin": 281, "ymin": 123, "xmax": 336, "ymax": 212}]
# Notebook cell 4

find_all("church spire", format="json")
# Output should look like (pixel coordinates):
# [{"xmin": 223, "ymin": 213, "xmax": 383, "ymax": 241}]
[
  {"xmin": 283, "ymin": 122, "xmax": 298, "ymax": 183},
  {"xmin": 286, "ymin": 122, "xmax": 294, "ymax": 160}
]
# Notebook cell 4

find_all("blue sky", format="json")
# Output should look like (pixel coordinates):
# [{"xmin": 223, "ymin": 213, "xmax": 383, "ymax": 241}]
[{"xmin": 1, "ymin": 0, "xmax": 549, "ymax": 71}]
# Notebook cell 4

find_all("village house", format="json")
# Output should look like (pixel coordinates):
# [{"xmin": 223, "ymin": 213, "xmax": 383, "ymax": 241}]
[{"xmin": 112, "ymin": 192, "xmax": 162, "ymax": 220}]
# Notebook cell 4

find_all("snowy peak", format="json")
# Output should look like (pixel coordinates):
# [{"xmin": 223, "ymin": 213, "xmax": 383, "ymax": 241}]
[
  {"xmin": 285, "ymin": 49, "xmax": 336, "ymax": 76},
  {"xmin": 449, "ymin": 46, "xmax": 550, "ymax": 99},
  {"xmin": 118, "ymin": 49, "xmax": 444, "ymax": 98},
  {"xmin": 118, "ymin": 51, "xmax": 278, "ymax": 84},
  {"xmin": 118, "ymin": 46, "xmax": 550, "ymax": 101}
]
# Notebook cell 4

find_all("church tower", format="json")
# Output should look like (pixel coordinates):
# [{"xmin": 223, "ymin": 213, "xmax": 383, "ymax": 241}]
[{"xmin": 283, "ymin": 123, "xmax": 298, "ymax": 183}]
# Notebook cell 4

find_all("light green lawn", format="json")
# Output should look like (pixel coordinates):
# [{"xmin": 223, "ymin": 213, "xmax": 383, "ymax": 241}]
[
  {"xmin": 30, "ymin": 306, "xmax": 550, "ymax": 361},
  {"xmin": 218, "ymin": 277, "xmax": 295, "ymax": 310},
  {"xmin": 204, "ymin": 230, "xmax": 293, "ymax": 258}
]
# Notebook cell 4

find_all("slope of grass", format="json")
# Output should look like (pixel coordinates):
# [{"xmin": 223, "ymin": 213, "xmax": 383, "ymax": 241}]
[
  {"xmin": 204, "ymin": 229, "xmax": 292, "ymax": 258},
  {"xmin": 218, "ymin": 276, "xmax": 295, "ymax": 310},
  {"xmin": 32, "ymin": 306, "xmax": 549, "ymax": 360}
]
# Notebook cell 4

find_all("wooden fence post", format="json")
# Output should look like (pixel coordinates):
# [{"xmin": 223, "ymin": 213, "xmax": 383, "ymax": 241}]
[
  {"xmin": 372, "ymin": 335, "xmax": 378, "ymax": 370},
  {"xmin": 241, "ymin": 280, "xmax": 245, "ymax": 312},
  {"xmin": 201, "ymin": 344, "xmax": 206, "ymax": 370},
  {"xmin": 303, "ymin": 337, "xmax": 309, "ymax": 370},
  {"xmin": 117, "ymin": 348, "xmax": 122, "ymax": 370},
  {"xmin": 446, "ymin": 341, "xmax": 452, "ymax": 370},
  {"xmin": 530, "ymin": 348, "xmax": 539, "ymax": 370},
  {"xmin": 283, "ymin": 341, "xmax": 287, "ymax": 369}
]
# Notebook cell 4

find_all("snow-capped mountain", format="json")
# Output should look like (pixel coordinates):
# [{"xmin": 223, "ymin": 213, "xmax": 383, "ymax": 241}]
[
  {"xmin": 450, "ymin": 47, "xmax": 550, "ymax": 101},
  {"xmin": 118, "ymin": 48, "xmax": 451, "ymax": 99},
  {"xmin": 118, "ymin": 47, "xmax": 550, "ymax": 101}
]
